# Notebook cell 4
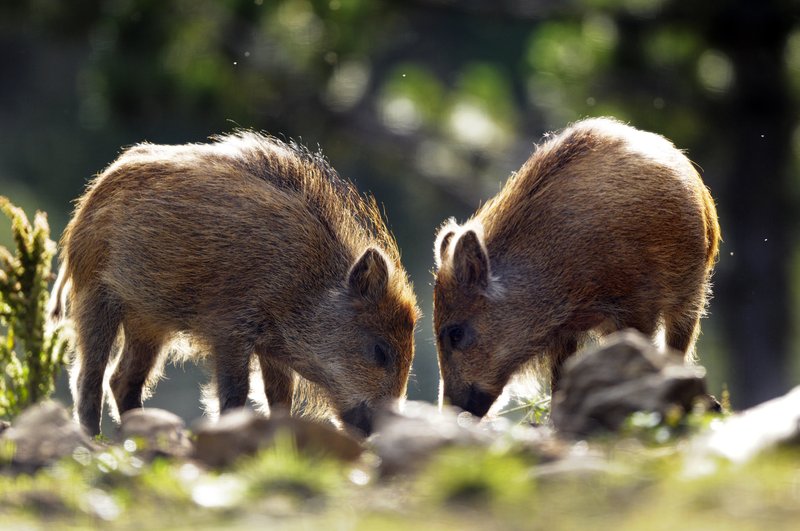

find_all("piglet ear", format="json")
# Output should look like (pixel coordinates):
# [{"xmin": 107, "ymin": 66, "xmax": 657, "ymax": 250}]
[
  {"xmin": 435, "ymin": 231, "xmax": 456, "ymax": 269},
  {"xmin": 452, "ymin": 230, "xmax": 489, "ymax": 290},
  {"xmin": 434, "ymin": 218, "xmax": 460, "ymax": 269},
  {"xmin": 349, "ymin": 247, "xmax": 389, "ymax": 300}
]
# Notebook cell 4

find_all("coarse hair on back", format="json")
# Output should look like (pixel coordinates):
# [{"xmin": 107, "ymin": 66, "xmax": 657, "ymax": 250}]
[
  {"xmin": 476, "ymin": 119, "xmax": 604, "ymax": 241},
  {"xmin": 217, "ymin": 131, "xmax": 417, "ymax": 321},
  {"xmin": 214, "ymin": 130, "xmax": 403, "ymax": 266}
]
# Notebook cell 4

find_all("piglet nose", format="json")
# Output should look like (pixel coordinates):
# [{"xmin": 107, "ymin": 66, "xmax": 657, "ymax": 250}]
[
  {"xmin": 341, "ymin": 402, "xmax": 373, "ymax": 437},
  {"xmin": 446, "ymin": 383, "xmax": 494, "ymax": 418},
  {"xmin": 464, "ymin": 384, "xmax": 495, "ymax": 418}
]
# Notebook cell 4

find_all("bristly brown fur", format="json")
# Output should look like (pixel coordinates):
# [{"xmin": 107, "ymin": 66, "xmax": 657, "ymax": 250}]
[
  {"xmin": 54, "ymin": 131, "xmax": 419, "ymax": 436},
  {"xmin": 433, "ymin": 117, "xmax": 721, "ymax": 417},
  {"xmin": 217, "ymin": 131, "xmax": 403, "ymax": 266}
]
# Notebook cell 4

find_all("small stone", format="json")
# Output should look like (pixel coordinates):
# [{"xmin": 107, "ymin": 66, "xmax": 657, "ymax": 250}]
[
  {"xmin": 369, "ymin": 401, "xmax": 491, "ymax": 476},
  {"xmin": 1, "ymin": 400, "xmax": 98, "ymax": 473},
  {"xmin": 118, "ymin": 408, "xmax": 193, "ymax": 460},
  {"xmin": 192, "ymin": 408, "xmax": 362, "ymax": 468}
]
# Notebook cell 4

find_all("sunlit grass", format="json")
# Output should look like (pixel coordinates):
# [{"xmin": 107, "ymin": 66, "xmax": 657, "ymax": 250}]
[{"xmin": 497, "ymin": 394, "xmax": 552, "ymax": 425}]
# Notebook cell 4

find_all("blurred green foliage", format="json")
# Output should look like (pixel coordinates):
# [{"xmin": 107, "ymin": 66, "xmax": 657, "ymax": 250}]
[{"xmin": 0, "ymin": 198, "xmax": 68, "ymax": 419}]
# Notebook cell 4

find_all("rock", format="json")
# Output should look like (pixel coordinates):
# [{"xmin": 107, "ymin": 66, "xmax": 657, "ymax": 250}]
[
  {"xmin": 118, "ymin": 408, "xmax": 193, "ymax": 460},
  {"xmin": 371, "ymin": 401, "xmax": 569, "ymax": 476},
  {"xmin": 1, "ymin": 400, "xmax": 98, "ymax": 473},
  {"xmin": 688, "ymin": 386, "xmax": 800, "ymax": 465},
  {"xmin": 370, "ymin": 401, "xmax": 492, "ymax": 476},
  {"xmin": 192, "ymin": 408, "xmax": 363, "ymax": 468},
  {"xmin": 551, "ymin": 329, "xmax": 709, "ymax": 437},
  {"xmin": 0, "ymin": 420, "xmax": 9, "ymax": 436}
]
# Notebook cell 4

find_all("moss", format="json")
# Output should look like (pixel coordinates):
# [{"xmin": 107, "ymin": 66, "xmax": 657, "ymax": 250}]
[
  {"xmin": 415, "ymin": 446, "xmax": 536, "ymax": 513},
  {"xmin": 238, "ymin": 432, "xmax": 348, "ymax": 506}
]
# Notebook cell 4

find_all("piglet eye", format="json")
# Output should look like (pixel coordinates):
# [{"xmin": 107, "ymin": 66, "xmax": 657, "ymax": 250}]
[
  {"xmin": 373, "ymin": 343, "xmax": 390, "ymax": 368},
  {"xmin": 448, "ymin": 326, "xmax": 464, "ymax": 347},
  {"xmin": 442, "ymin": 323, "xmax": 474, "ymax": 351}
]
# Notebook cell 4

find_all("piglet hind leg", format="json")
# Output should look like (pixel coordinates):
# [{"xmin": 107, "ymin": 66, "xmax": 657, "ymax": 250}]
[
  {"xmin": 664, "ymin": 304, "xmax": 703, "ymax": 361},
  {"xmin": 72, "ymin": 289, "xmax": 123, "ymax": 436}
]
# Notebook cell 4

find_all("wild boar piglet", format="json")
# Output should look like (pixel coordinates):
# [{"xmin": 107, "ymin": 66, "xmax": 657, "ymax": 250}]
[
  {"xmin": 433, "ymin": 117, "xmax": 720, "ymax": 417},
  {"xmin": 51, "ymin": 132, "xmax": 419, "ymax": 436}
]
